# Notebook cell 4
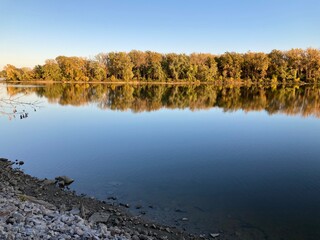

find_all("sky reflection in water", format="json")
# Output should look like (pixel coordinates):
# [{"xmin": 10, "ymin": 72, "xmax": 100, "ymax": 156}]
[{"xmin": 1, "ymin": 83, "xmax": 320, "ymax": 240}]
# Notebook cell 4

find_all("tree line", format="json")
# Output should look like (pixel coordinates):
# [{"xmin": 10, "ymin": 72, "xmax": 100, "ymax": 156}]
[
  {"xmin": 2, "ymin": 48, "xmax": 320, "ymax": 83},
  {"xmin": 6, "ymin": 83, "xmax": 320, "ymax": 118}
]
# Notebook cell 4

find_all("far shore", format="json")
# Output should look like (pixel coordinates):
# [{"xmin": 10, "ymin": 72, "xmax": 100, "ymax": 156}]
[{"xmin": 1, "ymin": 79, "xmax": 311, "ymax": 86}]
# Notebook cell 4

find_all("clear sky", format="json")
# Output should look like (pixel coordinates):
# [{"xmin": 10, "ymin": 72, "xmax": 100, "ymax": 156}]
[{"xmin": 1, "ymin": 0, "xmax": 319, "ymax": 69}]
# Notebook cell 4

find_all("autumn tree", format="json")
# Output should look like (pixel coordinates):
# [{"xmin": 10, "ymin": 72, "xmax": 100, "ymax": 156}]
[
  {"xmin": 267, "ymin": 50, "xmax": 288, "ymax": 82},
  {"xmin": 217, "ymin": 52, "xmax": 243, "ymax": 80},
  {"xmin": 128, "ymin": 50, "xmax": 147, "ymax": 80},
  {"xmin": 33, "ymin": 65, "xmax": 44, "ymax": 80},
  {"xmin": 86, "ymin": 60, "xmax": 107, "ymax": 81},
  {"xmin": 285, "ymin": 48, "xmax": 304, "ymax": 81},
  {"xmin": 144, "ymin": 51, "xmax": 166, "ymax": 81},
  {"xmin": 0, "ymin": 70, "xmax": 6, "ymax": 78},
  {"xmin": 3, "ymin": 48, "xmax": 320, "ymax": 83},
  {"xmin": 56, "ymin": 56, "xmax": 88, "ymax": 81},
  {"xmin": 106, "ymin": 52, "xmax": 133, "ymax": 81},
  {"xmin": 163, "ymin": 53, "xmax": 190, "ymax": 80},
  {"xmin": 303, "ymin": 48, "xmax": 320, "ymax": 81},
  {"xmin": 43, "ymin": 59, "xmax": 62, "ymax": 81},
  {"xmin": 4, "ymin": 65, "xmax": 23, "ymax": 81},
  {"xmin": 189, "ymin": 53, "xmax": 218, "ymax": 81},
  {"xmin": 21, "ymin": 67, "xmax": 34, "ymax": 81},
  {"xmin": 241, "ymin": 52, "xmax": 269, "ymax": 81},
  {"xmin": 95, "ymin": 53, "xmax": 108, "ymax": 73}
]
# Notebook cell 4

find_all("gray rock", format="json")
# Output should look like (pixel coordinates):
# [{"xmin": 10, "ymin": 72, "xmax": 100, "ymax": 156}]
[
  {"xmin": 55, "ymin": 176, "xmax": 74, "ymax": 186},
  {"xmin": 139, "ymin": 235, "xmax": 151, "ymax": 240},
  {"xmin": 80, "ymin": 203, "xmax": 87, "ymax": 219},
  {"xmin": 41, "ymin": 179, "xmax": 56, "ymax": 186},
  {"xmin": 18, "ymin": 195, "xmax": 56, "ymax": 210},
  {"xmin": 107, "ymin": 196, "xmax": 117, "ymax": 201},
  {"xmin": 132, "ymin": 235, "xmax": 140, "ymax": 240},
  {"xmin": 25, "ymin": 228, "xmax": 34, "ymax": 236},
  {"xmin": 120, "ymin": 203, "xmax": 130, "ymax": 208},
  {"xmin": 210, "ymin": 233, "xmax": 220, "ymax": 238},
  {"xmin": 58, "ymin": 180, "xmax": 66, "ymax": 188},
  {"xmin": 11, "ymin": 212, "xmax": 24, "ymax": 223},
  {"xmin": 74, "ymin": 227, "xmax": 84, "ymax": 236},
  {"xmin": 88, "ymin": 212, "xmax": 110, "ymax": 224},
  {"xmin": 69, "ymin": 207, "xmax": 80, "ymax": 215},
  {"xmin": 6, "ymin": 217, "xmax": 15, "ymax": 224}
]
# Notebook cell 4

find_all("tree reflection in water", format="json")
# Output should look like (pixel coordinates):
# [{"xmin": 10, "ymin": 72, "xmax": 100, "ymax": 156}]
[{"xmin": 5, "ymin": 83, "xmax": 320, "ymax": 118}]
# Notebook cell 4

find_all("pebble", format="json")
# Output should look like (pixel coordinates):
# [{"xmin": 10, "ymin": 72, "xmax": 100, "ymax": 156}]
[
  {"xmin": 0, "ymin": 160, "xmax": 196, "ymax": 240},
  {"xmin": 0, "ymin": 184, "xmax": 127, "ymax": 240}
]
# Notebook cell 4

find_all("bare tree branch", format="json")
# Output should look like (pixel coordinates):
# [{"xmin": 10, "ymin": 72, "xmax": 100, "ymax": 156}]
[{"xmin": 0, "ymin": 89, "xmax": 42, "ymax": 120}]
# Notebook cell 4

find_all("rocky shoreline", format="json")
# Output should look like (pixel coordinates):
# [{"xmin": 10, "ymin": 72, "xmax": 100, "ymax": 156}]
[{"xmin": 0, "ymin": 158, "xmax": 219, "ymax": 240}]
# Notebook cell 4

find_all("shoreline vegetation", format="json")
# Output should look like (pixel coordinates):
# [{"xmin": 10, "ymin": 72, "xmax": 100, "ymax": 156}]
[
  {"xmin": 0, "ymin": 158, "xmax": 207, "ymax": 240},
  {"xmin": 2, "ymin": 79, "xmax": 314, "ymax": 86},
  {"xmin": 1, "ymin": 48, "xmax": 320, "ymax": 84}
]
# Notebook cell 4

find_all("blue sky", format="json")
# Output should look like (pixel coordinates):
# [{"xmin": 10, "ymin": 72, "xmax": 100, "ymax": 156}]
[{"xmin": 1, "ymin": 0, "xmax": 319, "ymax": 69}]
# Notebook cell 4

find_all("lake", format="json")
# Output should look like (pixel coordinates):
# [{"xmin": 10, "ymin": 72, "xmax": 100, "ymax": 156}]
[{"xmin": 1, "ymin": 83, "xmax": 320, "ymax": 240}]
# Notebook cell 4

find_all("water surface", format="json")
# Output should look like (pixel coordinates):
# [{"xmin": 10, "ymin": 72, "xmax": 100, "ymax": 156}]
[{"xmin": 1, "ymin": 83, "xmax": 320, "ymax": 240}]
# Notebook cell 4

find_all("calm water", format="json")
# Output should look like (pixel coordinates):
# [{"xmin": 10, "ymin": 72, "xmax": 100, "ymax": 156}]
[{"xmin": 1, "ymin": 83, "xmax": 320, "ymax": 239}]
